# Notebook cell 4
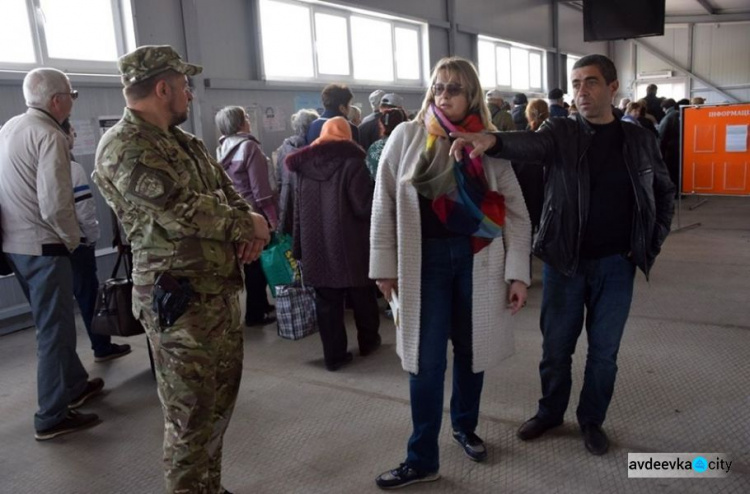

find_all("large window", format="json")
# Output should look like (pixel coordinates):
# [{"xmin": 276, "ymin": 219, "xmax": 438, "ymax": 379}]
[
  {"xmin": 259, "ymin": 0, "xmax": 425, "ymax": 85},
  {"xmin": 478, "ymin": 37, "xmax": 544, "ymax": 93},
  {"xmin": 0, "ymin": 0, "xmax": 136, "ymax": 72}
]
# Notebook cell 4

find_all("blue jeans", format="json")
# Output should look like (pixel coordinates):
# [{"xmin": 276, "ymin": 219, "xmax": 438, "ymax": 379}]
[
  {"xmin": 7, "ymin": 254, "xmax": 89, "ymax": 431},
  {"xmin": 406, "ymin": 237, "xmax": 483, "ymax": 473},
  {"xmin": 70, "ymin": 244, "xmax": 111, "ymax": 355},
  {"xmin": 538, "ymin": 255, "xmax": 635, "ymax": 427}
]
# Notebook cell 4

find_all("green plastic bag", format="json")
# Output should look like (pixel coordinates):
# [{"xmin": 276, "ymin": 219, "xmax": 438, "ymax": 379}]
[{"xmin": 260, "ymin": 234, "xmax": 299, "ymax": 297}]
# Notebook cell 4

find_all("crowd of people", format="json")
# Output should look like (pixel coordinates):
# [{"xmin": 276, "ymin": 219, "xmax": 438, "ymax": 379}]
[{"xmin": 0, "ymin": 44, "xmax": 677, "ymax": 493}]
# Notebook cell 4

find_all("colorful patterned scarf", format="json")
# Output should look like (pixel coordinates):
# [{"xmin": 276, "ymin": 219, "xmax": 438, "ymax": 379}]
[{"xmin": 412, "ymin": 104, "xmax": 505, "ymax": 253}]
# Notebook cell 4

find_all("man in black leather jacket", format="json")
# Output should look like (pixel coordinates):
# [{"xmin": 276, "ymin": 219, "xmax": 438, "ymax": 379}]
[{"xmin": 449, "ymin": 54, "xmax": 675, "ymax": 456}]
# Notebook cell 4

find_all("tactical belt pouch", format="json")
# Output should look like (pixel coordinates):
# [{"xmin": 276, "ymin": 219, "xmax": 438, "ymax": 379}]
[{"xmin": 152, "ymin": 272, "xmax": 195, "ymax": 328}]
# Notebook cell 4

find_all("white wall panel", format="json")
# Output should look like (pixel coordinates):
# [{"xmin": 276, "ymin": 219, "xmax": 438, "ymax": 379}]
[
  {"xmin": 131, "ymin": 0, "xmax": 185, "ymax": 53},
  {"xmin": 195, "ymin": 0, "xmax": 254, "ymax": 80},
  {"xmin": 455, "ymin": 0, "xmax": 552, "ymax": 49},
  {"xmin": 693, "ymin": 23, "xmax": 750, "ymax": 87},
  {"xmin": 636, "ymin": 26, "xmax": 690, "ymax": 73},
  {"xmin": 335, "ymin": 0, "xmax": 446, "ymax": 21}
]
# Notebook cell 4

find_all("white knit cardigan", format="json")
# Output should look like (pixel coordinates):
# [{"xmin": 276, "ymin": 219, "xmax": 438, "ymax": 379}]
[{"xmin": 369, "ymin": 121, "xmax": 532, "ymax": 374}]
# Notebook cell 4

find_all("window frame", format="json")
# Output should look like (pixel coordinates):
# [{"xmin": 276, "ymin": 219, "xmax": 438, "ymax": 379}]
[
  {"xmin": 258, "ymin": 0, "xmax": 426, "ymax": 87},
  {"xmin": 478, "ymin": 36, "xmax": 545, "ymax": 93},
  {"xmin": 0, "ymin": 0, "xmax": 135, "ymax": 73}
]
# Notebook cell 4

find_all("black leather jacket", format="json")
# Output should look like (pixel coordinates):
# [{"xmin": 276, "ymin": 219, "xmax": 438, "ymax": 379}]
[{"xmin": 491, "ymin": 114, "xmax": 675, "ymax": 278}]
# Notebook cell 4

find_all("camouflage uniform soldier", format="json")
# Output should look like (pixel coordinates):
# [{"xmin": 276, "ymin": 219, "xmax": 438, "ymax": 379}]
[{"xmin": 93, "ymin": 45, "xmax": 270, "ymax": 494}]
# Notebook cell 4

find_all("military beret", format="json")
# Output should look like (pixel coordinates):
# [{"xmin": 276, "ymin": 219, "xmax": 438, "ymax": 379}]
[{"xmin": 118, "ymin": 45, "xmax": 203, "ymax": 87}]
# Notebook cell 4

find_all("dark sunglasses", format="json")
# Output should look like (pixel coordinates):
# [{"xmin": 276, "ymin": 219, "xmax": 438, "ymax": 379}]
[{"xmin": 432, "ymin": 83, "xmax": 463, "ymax": 97}]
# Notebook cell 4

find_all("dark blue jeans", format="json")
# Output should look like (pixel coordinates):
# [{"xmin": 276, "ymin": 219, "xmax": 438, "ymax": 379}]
[
  {"xmin": 406, "ymin": 237, "xmax": 483, "ymax": 473},
  {"xmin": 537, "ymin": 255, "xmax": 635, "ymax": 427},
  {"xmin": 7, "ymin": 254, "xmax": 89, "ymax": 431},
  {"xmin": 70, "ymin": 244, "xmax": 111, "ymax": 355}
]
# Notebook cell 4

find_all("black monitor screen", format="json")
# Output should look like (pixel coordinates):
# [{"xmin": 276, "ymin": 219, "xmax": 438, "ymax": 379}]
[{"xmin": 583, "ymin": 0, "xmax": 665, "ymax": 42}]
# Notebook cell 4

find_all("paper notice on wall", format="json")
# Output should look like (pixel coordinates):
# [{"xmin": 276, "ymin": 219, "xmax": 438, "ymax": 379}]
[
  {"xmin": 98, "ymin": 115, "xmax": 121, "ymax": 137},
  {"xmin": 262, "ymin": 106, "xmax": 286, "ymax": 132},
  {"xmin": 70, "ymin": 119, "xmax": 97, "ymax": 156},
  {"xmin": 726, "ymin": 125, "xmax": 748, "ymax": 153},
  {"xmin": 294, "ymin": 93, "xmax": 323, "ymax": 114}
]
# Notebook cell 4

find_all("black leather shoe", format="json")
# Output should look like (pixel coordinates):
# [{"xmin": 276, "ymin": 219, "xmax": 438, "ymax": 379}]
[
  {"xmin": 517, "ymin": 415, "xmax": 563, "ymax": 441},
  {"xmin": 325, "ymin": 352, "xmax": 353, "ymax": 371},
  {"xmin": 581, "ymin": 424, "xmax": 609, "ymax": 455},
  {"xmin": 68, "ymin": 378, "xmax": 105, "ymax": 410}
]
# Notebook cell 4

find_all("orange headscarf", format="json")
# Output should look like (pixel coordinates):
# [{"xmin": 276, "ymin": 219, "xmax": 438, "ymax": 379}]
[{"xmin": 311, "ymin": 116, "xmax": 352, "ymax": 145}]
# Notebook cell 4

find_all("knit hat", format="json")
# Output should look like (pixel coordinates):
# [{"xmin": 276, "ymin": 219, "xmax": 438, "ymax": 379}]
[
  {"xmin": 512, "ymin": 93, "xmax": 528, "ymax": 105},
  {"xmin": 312, "ymin": 117, "xmax": 351, "ymax": 145}
]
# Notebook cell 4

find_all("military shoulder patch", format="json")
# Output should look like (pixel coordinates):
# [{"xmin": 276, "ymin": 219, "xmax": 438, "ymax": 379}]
[{"xmin": 127, "ymin": 162, "xmax": 176, "ymax": 208}]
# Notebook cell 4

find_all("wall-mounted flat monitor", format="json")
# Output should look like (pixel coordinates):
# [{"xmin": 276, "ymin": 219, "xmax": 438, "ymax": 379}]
[{"xmin": 583, "ymin": 0, "xmax": 666, "ymax": 42}]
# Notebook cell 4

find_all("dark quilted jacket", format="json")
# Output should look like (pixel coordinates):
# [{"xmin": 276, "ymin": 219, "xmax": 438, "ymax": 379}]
[{"xmin": 286, "ymin": 139, "xmax": 373, "ymax": 288}]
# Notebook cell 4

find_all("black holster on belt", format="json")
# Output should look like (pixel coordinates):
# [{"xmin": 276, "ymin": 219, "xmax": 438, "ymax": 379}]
[{"xmin": 152, "ymin": 272, "xmax": 195, "ymax": 328}]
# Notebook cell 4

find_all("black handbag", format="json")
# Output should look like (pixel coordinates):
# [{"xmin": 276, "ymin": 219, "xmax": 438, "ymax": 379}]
[{"xmin": 91, "ymin": 251, "xmax": 145, "ymax": 337}]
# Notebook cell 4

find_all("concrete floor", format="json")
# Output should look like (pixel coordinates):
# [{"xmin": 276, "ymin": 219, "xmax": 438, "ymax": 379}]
[{"xmin": 1, "ymin": 195, "xmax": 749, "ymax": 493}]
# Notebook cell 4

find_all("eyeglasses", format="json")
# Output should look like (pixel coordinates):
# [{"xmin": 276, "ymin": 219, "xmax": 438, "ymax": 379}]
[
  {"xmin": 56, "ymin": 90, "xmax": 79, "ymax": 100},
  {"xmin": 432, "ymin": 83, "xmax": 463, "ymax": 97}
]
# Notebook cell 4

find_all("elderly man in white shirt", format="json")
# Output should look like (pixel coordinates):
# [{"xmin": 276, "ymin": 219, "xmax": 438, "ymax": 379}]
[{"xmin": 0, "ymin": 68, "xmax": 104, "ymax": 441}]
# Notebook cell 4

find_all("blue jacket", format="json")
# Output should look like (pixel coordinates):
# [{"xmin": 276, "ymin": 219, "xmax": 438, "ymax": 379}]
[{"xmin": 549, "ymin": 104, "xmax": 568, "ymax": 118}]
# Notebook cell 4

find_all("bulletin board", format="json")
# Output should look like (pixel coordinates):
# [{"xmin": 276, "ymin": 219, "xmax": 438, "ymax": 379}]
[{"xmin": 681, "ymin": 103, "xmax": 750, "ymax": 195}]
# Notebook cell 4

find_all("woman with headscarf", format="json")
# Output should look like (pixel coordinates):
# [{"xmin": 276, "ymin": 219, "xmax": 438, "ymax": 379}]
[
  {"xmin": 286, "ymin": 117, "xmax": 381, "ymax": 371},
  {"xmin": 370, "ymin": 57, "xmax": 531, "ymax": 489}
]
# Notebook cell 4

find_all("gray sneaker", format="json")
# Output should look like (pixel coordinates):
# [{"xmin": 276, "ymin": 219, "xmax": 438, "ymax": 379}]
[
  {"xmin": 452, "ymin": 430, "xmax": 487, "ymax": 462},
  {"xmin": 375, "ymin": 463, "xmax": 440, "ymax": 490}
]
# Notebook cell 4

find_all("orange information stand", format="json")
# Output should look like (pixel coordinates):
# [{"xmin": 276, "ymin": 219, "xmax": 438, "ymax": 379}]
[{"xmin": 681, "ymin": 103, "xmax": 750, "ymax": 195}]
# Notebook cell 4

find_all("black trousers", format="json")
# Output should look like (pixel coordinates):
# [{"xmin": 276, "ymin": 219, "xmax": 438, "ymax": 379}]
[
  {"xmin": 244, "ymin": 259, "xmax": 272, "ymax": 324},
  {"xmin": 314, "ymin": 285, "xmax": 380, "ymax": 366}
]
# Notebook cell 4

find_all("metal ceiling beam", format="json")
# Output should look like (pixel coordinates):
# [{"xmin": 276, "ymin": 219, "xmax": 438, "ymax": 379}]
[
  {"xmin": 631, "ymin": 38, "xmax": 738, "ymax": 102},
  {"xmin": 666, "ymin": 11, "xmax": 750, "ymax": 23},
  {"xmin": 695, "ymin": 0, "xmax": 717, "ymax": 15}
]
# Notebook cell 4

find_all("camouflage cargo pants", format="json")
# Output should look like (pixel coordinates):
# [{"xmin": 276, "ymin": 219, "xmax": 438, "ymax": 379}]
[{"xmin": 134, "ymin": 285, "xmax": 243, "ymax": 494}]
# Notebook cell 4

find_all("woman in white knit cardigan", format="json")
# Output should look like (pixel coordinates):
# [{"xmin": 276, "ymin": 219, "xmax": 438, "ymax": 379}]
[{"xmin": 370, "ymin": 57, "xmax": 531, "ymax": 489}]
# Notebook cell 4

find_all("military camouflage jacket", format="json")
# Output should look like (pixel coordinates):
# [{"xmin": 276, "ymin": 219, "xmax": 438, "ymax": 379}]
[{"xmin": 93, "ymin": 108, "xmax": 256, "ymax": 294}]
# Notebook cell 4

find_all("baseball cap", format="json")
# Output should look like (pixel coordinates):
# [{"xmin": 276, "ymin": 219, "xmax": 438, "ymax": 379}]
[
  {"xmin": 380, "ymin": 93, "xmax": 404, "ymax": 108},
  {"xmin": 512, "ymin": 93, "xmax": 528, "ymax": 105},
  {"xmin": 118, "ymin": 45, "xmax": 203, "ymax": 87},
  {"xmin": 369, "ymin": 90, "xmax": 385, "ymax": 108},
  {"xmin": 548, "ymin": 88, "xmax": 564, "ymax": 100}
]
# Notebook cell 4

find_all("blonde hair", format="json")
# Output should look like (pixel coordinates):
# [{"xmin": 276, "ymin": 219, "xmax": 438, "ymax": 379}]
[
  {"xmin": 415, "ymin": 57, "xmax": 496, "ymax": 131},
  {"xmin": 525, "ymin": 99, "xmax": 549, "ymax": 131}
]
